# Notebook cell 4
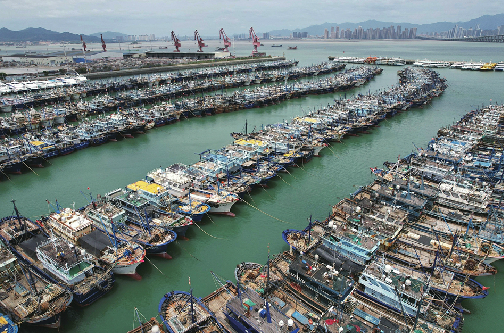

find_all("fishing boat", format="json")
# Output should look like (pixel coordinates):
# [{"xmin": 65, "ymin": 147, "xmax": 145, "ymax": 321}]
[
  {"xmin": 83, "ymin": 199, "xmax": 177, "ymax": 259},
  {"xmin": 158, "ymin": 290, "xmax": 228, "ymax": 333},
  {"xmin": 384, "ymin": 231, "xmax": 497, "ymax": 276},
  {"xmin": 281, "ymin": 228, "xmax": 319, "ymax": 253},
  {"xmin": 356, "ymin": 257, "xmax": 488, "ymax": 316},
  {"xmin": 104, "ymin": 188, "xmax": 193, "ymax": 239},
  {"xmin": 288, "ymin": 46, "xmax": 297, "ymax": 50},
  {"xmin": 0, "ymin": 211, "xmax": 73, "ymax": 329},
  {"xmin": 43, "ymin": 205, "xmax": 146, "ymax": 279},
  {"xmin": 223, "ymin": 286, "xmax": 300, "ymax": 333},
  {"xmin": 402, "ymin": 227, "xmax": 504, "ymax": 265},
  {"xmin": 436, "ymin": 180, "xmax": 491, "ymax": 214},
  {"xmin": 368, "ymin": 180, "xmax": 428, "ymax": 216},
  {"xmin": 125, "ymin": 179, "xmax": 210, "ymax": 223},
  {"xmin": 329, "ymin": 292, "xmax": 464, "ymax": 333},
  {"xmin": 287, "ymin": 252, "xmax": 355, "ymax": 304},
  {"xmin": 18, "ymin": 235, "xmax": 115, "ymax": 306},
  {"xmin": 332, "ymin": 191, "xmax": 407, "ymax": 243},
  {"xmin": 147, "ymin": 164, "xmax": 237, "ymax": 216}
]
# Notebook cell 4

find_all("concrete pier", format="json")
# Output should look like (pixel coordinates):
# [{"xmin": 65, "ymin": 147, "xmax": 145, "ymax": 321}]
[{"xmin": 84, "ymin": 56, "xmax": 286, "ymax": 79}]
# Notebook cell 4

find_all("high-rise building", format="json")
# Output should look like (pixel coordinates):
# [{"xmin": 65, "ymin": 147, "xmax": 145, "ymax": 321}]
[{"xmin": 330, "ymin": 26, "xmax": 336, "ymax": 39}]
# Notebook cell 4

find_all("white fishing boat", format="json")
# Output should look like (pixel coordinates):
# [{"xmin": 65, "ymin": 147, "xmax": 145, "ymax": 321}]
[{"xmin": 44, "ymin": 206, "xmax": 146, "ymax": 279}]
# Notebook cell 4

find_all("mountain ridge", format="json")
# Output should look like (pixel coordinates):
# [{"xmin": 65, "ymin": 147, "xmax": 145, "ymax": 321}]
[
  {"xmin": 268, "ymin": 14, "xmax": 504, "ymax": 36},
  {"xmin": 1, "ymin": 14, "xmax": 503, "ymax": 42},
  {"xmin": 0, "ymin": 27, "xmax": 101, "ymax": 42}
]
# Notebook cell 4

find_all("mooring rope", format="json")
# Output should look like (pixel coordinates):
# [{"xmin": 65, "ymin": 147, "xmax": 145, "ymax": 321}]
[
  {"xmin": 175, "ymin": 240, "xmax": 201, "ymax": 261},
  {"xmin": 326, "ymin": 144, "xmax": 338, "ymax": 157},
  {"xmin": 193, "ymin": 222, "xmax": 224, "ymax": 239},
  {"xmin": 240, "ymin": 197, "xmax": 291, "ymax": 224},
  {"xmin": 0, "ymin": 170, "xmax": 12, "ymax": 182},
  {"xmin": 276, "ymin": 174, "xmax": 291, "ymax": 186},
  {"xmin": 282, "ymin": 167, "xmax": 299, "ymax": 180},
  {"xmin": 22, "ymin": 161, "xmax": 39, "ymax": 176},
  {"xmin": 205, "ymin": 212, "xmax": 216, "ymax": 224},
  {"xmin": 144, "ymin": 255, "xmax": 165, "ymax": 275},
  {"xmin": 262, "ymin": 186, "xmax": 273, "ymax": 199},
  {"xmin": 247, "ymin": 190, "xmax": 257, "ymax": 205}
]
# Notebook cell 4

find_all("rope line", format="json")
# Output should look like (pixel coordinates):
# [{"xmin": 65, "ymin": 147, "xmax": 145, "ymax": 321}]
[
  {"xmin": 193, "ymin": 222, "xmax": 224, "ymax": 239},
  {"xmin": 326, "ymin": 144, "xmax": 338, "ymax": 157},
  {"xmin": 22, "ymin": 161, "xmax": 39, "ymax": 176},
  {"xmin": 282, "ymin": 168, "xmax": 299, "ymax": 180},
  {"xmin": 144, "ymin": 255, "xmax": 165, "ymax": 275},
  {"xmin": 247, "ymin": 191, "xmax": 257, "ymax": 205},
  {"xmin": 240, "ymin": 198, "xmax": 292, "ymax": 224},
  {"xmin": 205, "ymin": 212, "xmax": 216, "ymax": 224},
  {"xmin": 175, "ymin": 240, "xmax": 201, "ymax": 261},
  {"xmin": 0, "ymin": 170, "xmax": 12, "ymax": 182},
  {"xmin": 276, "ymin": 174, "xmax": 291, "ymax": 186},
  {"xmin": 292, "ymin": 162, "xmax": 306, "ymax": 171},
  {"xmin": 262, "ymin": 186, "xmax": 273, "ymax": 199}
]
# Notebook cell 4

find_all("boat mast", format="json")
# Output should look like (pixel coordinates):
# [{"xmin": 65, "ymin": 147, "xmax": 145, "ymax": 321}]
[
  {"xmin": 189, "ymin": 285, "xmax": 196, "ymax": 325},
  {"xmin": 307, "ymin": 215, "xmax": 312, "ymax": 246},
  {"xmin": 142, "ymin": 209, "xmax": 152, "ymax": 235},
  {"xmin": 97, "ymin": 213, "xmax": 118, "ymax": 249},
  {"xmin": 11, "ymin": 200, "xmax": 27, "ymax": 236},
  {"xmin": 266, "ymin": 244, "xmax": 270, "ymax": 288}
]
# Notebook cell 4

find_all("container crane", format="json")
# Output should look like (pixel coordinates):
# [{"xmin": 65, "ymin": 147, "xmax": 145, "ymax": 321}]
[
  {"xmin": 219, "ymin": 28, "xmax": 231, "ymax": 52},
  {"xmin": 194, "ymin": 30, "xmax": 207, "ymax": 52},
  {"xmin": 100, "ymin": 34, "xmax": 106, "ymax": 52},
  {"xmin": 171, "ymin": 31, "xmax": 181, "ymax": 52},
  {"xmin": 249, "ymin": 27, "xmax": 260, "ymax": 55},
  {"xmin": 80, "ymin": 35, "xmax": 87, "ymax": 52}
]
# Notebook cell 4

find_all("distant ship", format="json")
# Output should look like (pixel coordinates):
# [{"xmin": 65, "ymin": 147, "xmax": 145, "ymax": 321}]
[{"xmin": 271, "ymin": 44, "xmax": 282, "ymax": 47}]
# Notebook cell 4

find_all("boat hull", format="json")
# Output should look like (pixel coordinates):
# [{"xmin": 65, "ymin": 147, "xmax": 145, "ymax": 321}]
[
  {"xmin": 72, "ymin": 273, "xmax": 115, "ymax": 306},
  {"xmin": 112, "ymin": 261, "xmax": 143, "ymax": 277},
  {"xmin": 208, "ymin": 200, "xmax": 237, "ymax": 215}
]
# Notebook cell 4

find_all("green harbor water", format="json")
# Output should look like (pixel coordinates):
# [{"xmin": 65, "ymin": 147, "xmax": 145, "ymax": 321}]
[{"xmin": 2, "ymin": 40, "xmax": 504, "ymax": 332}]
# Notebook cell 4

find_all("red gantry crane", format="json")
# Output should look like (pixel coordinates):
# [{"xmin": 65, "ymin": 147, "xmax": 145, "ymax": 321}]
[
  {"xmin": 219, "ymin": 28, "xmax": 231, "ymax": 52},
  {"xmin": 171, "ymin": 31, "xmax": 181, "ymax": 52},
  {"xmin": 100, "ymin": 34, "xmax": 106, "ymax": 52},
  {"xmin": 80, "ymin": 35, "xmax": 87, "ymax": 52},
  {"xmin": 194, "ymin": 30, "xmax": 207, "ymax": 52},
  {"xmin": 249, "ymin": 27, "xmax": 260, "ymax": 55}
]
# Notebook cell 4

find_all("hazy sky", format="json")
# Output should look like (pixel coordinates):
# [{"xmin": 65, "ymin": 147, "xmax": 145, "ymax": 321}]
[{"xmin": 3, "ymin": 0, "xmax": 503, "ymax": 36}]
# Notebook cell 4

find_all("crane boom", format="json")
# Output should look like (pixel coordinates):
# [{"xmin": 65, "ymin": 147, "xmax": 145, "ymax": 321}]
[
  {"xmin": 171, "ymin": 31, "xmax": 181, "ymax": 52},
  {"xmin": 100, "ymin": 34, "xmax": 106, "ymax": 52},
  {"xmin": 249, "ymin": 27, "xmax": 261, "ymax": 56},
  {"xmin": 219, "ymin": 28, "xmax": 231, "ymax": 52},
  {"xmin": 80, "ymin": 35, "xmax": 87, "ymax": 52},
  {"xmin": 194, "ymin": 30, "xmax": 207, "ymax": 52}
]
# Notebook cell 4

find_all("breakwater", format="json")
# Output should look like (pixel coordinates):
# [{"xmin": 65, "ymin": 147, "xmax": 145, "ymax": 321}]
[{"xmin": 83, "ymin": 56, "xmax": 288, "ymax": 79}]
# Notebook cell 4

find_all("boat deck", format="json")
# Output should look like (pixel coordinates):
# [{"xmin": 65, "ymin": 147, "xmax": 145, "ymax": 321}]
[
  {"xmin": 161, "ymin": 292, "xmax": 226, "ymax": 333},
  {"xmin": 226, "ymin": 287, "xmax": 295, "ymax": 333},
  {"xmin": 201, "ymin": 282, "xmax": 237, "ymax": 333}
]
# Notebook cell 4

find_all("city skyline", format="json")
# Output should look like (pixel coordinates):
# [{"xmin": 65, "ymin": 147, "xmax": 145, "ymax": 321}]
[{"xmin": 2, "ymin": 0, "xmax": 504, "ymax": 36}]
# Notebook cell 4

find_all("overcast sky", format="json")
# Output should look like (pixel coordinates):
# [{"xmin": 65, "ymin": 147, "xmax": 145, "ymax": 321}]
[{"xmin": 3, "ymin": 0, "xmax": 503, "ymax": 36}]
